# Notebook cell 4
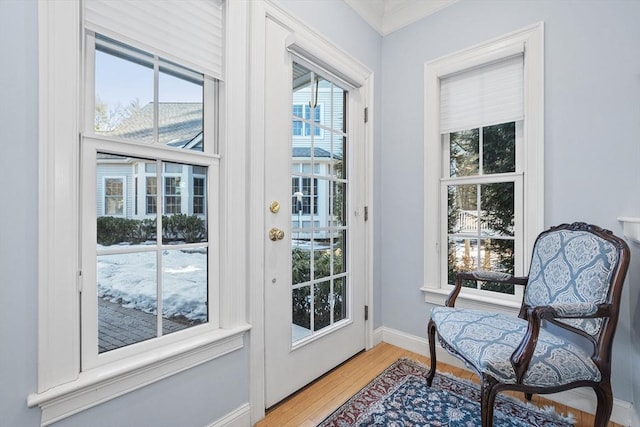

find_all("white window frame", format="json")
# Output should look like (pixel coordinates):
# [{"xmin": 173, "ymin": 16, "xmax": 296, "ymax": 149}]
[
  {"xmin": 163, "ymin": 174, "xmax": 183, "ymax": 214},
  {"xmin": 440, "ymin": 121, "xmax": 524, "ymax": 304},
  {"xmin": 292, "ymin": 102, "xmax": 323, "ymax": 138},
  {"xmin": 193, "ymin": 175, "xmax": 206, "ymax": 216},
  {"xmin": 29, "ymin": 1, "xmax": 250, "ymax": 424},
  {"xmin": 145, "ymin": 174, "xmax": 158, "ymax": 215},
  {"xmin": 421, "ymin": 23, "xmax": 544, "ymax": 313},
  {"xmin": 102, "ymin": 175, "xmax": 126, "ymax": 216}
]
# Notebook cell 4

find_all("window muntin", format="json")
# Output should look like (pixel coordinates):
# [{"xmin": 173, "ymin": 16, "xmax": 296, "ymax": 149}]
[
  {"xmin": 292, "ymin": 103, "xmax": 322, "ymax": 137},
  {"xmin": 33, "ymin": 1, "xmax": 245, "ymax": 417},
  {"xmin": 422, "ymin": 26, "xmax": 544, "ymax": 309},
  {"xmin": 93, "ymin": 35, "xmax": 204, "ymax": 152},
  {"xmin": 290, "ymin": 61, "xmax": 349, "ymax": 343},
  {"xmin": 95, "ymin": 154, "xmax": 209, "ymax": 354},
  {"xmin": 84, "ymin": 33, "xmax": 217, "ymax": 367},
  {"xmin": 443, "ymin": 121, "xmax": 519, "ymax": 295}
]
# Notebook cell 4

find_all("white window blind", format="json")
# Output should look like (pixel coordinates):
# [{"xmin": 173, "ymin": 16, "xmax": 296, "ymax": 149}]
[
  {"xmin": 439, "ymin": 54, "xmax": 523, "ymax": 134},
  {"xmin": 84, "ymin": 0, "xmax": 223, "ymax": 79}
]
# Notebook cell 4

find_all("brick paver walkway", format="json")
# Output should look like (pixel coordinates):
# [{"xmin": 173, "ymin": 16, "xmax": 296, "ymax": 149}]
[{"xmin": 98, "ymin": 299, "xmax": 193, "ymax": 353}]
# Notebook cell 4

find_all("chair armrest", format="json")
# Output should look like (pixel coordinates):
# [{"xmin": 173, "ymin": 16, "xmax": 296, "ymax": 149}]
[
  {"xmin": 510, "ymin": 303, "xmax": 610, "ymax": 382},
  {"xmin": 510, "ymin": 305, "xmax": 553, "ymax": 383},
  {"xmin": 446, "ymin": 270, "xmax": 528, "ymax": 307}
]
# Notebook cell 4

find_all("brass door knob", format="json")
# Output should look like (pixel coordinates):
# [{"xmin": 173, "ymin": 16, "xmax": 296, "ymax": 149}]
[{"xmin": 269, "ymin": 227, "xmax": 285, "ymax": 241}]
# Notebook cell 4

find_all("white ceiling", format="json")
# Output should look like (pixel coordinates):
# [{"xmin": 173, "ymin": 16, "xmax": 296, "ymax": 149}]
[{"xmin": 344, "ymin": 0, "xmax": 458, "ymax": 36}]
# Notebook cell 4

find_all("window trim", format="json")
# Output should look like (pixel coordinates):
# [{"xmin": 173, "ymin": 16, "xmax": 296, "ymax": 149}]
[
  {"xmin": 30, "ymin": 1, "xmax": 250, "ymax": 424},
  {"xmin": 421, "ymin": 23, "xmax": 544, "ymax": 310}
]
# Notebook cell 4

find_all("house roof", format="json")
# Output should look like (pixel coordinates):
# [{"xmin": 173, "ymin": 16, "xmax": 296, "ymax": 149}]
[
  {"xmin": 292, "ymin": 147, "xmax": 341, "ymax": 159},
  {"xmin": 103, "ymin": 103, "xmax": 340, "ymax": 158},
  {"xmin": 102, "ymin": 102, "xmax": 203, "ymax": 148}
]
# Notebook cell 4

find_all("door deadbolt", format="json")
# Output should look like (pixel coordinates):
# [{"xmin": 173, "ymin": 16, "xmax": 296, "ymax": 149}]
[
  {"xmin": 269, "ymin": 227, "xmax": 285, "ymax": 241},
  {"xmin": 269, "ymin": 201, "xmax": 281, "ymax": 213}
]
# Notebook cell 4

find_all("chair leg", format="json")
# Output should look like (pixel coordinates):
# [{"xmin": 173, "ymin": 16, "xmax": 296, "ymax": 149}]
[
  {"xmin": 480, "ymin": 374, "xmax": 499, "ymax": 427},
  {"xmin": 593, "ymin": 382, "xmax": 613, "ymax": 427},
  {"xmin": 426, "ymin": 319, "xmax": 437, "ymax": 386}
]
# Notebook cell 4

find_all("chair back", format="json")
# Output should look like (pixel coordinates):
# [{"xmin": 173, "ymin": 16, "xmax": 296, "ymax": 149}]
[{"xmin": 523, "ymin": 223, "xmax": 629, "ymax": 340}]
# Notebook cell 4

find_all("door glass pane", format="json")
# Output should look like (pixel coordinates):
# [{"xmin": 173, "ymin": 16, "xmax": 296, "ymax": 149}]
[
  {"xmin": 330, "ymin": 85, "xmax": 345, "ymax": 132},
  {"xmin": 292, "ymin": 245, "xmax": 311, "ymax": 285},
  {"xmin": 291, "ymin": 62, "xmax": 349, "ymax": 343},
  {"xmin": 313, "ymin": 281, "xmax": 331, "ymax": 331},
  {"xmin": 292, "ymin": 285, "xmax": 311, "ymax": 341},
  {"xmin": 313, "ymin": 233, "xmax": 331, "ymax": 281},
  {"xmin": 333, "ymin": 277, "xmax": 346, "ymax": 323},
  {"xmin": 330, "ymin": 181, "xmax": 346, "ymax": 228},
  {"xmin": 330, "ymin": 134, "xmax": 345, "ymax": 179},
  {"xmin": 332, "ymin": 231, "xmax": 346, "ymax": 275}
]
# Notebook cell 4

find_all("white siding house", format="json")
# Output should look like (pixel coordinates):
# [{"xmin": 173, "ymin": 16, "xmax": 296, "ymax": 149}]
[{"xmin": 95, "ymin": 103, "xmax": 206, "ymax": 219}]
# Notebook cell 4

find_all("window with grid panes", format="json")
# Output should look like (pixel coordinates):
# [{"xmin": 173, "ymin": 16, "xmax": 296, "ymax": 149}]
[
  {"xmin": 423, "ymin": 24, "xmax": 544, "ymax": 307},
  {"xmin": 82, "ymin": 33, "xmax": 219, "ymax": 368}
]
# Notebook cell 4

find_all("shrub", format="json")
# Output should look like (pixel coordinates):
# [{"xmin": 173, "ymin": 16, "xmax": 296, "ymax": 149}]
[
  {"xmin": 291, "ymin": 244, "xmax": 345, "ymax": 331},
  {"xmin": 162, "ymin": 214, "xmax": 206, "ymax": 243},
  {"xmin": 97, "ymin": 214, "xmax": 206, "ymax": 246},
  {"xmin": 97, "ymin": 216, "xmax": 140, "ymax": 246}
]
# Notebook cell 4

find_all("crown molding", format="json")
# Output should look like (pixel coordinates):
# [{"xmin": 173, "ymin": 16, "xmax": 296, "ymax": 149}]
[{"xmin": 345, "ymin": 0, "xmax": 458, "ymax": 36}]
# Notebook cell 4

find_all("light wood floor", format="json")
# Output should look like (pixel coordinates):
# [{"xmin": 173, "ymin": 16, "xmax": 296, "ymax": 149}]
[{"xmin": 256, "ymin": 342, "xmax": 622, "ymax": 427}]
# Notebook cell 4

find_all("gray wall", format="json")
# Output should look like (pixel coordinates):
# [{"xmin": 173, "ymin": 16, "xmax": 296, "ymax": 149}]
[
  {"xmin": 0, "ymin": 1, "xmax": 249, "ymax": 426},
  {"xmin": 0, "ymin": 1, "xmax": 41, "ymax": 425},
  {"xmin": 379, "ymin": 0, "xmax": 640, "ymax": 410}
]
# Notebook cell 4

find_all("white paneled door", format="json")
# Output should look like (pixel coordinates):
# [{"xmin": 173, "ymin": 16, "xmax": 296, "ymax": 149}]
[{"xmin": 264, "ymin": 17, "xmax": 368, "ymax": 407}]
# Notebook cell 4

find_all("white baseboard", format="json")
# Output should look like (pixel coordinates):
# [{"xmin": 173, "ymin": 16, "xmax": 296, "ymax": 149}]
[
  {"xmin": 630, "ymin": 406, "xmax": 639, "ymax": 427},
  {"xmin": 208, "ymin": 403, "xmax": 251, "ymax": 427},
  {"xmin": 375, "ymin": 326, "xmax": 633, "ymax": 426}
]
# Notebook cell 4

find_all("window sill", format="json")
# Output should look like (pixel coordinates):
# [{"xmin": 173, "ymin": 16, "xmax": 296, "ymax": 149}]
[
  {"xmin": 28, "ymin": 324, "xmax": 251, "ymax": 427},
  {"xmin": 421, "ymin": 286, "xmax": 521, "ymax": 316}
]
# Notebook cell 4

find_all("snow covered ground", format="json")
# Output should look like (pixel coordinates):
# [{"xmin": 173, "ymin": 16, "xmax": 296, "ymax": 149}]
[{"xmin": 97, "ymin": 245, "xmax": 208, "ymax": 321}]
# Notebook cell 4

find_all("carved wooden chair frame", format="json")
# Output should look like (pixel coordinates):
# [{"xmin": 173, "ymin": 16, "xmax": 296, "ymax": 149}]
[{"xmin": 426, "ymin": 222, "xmax": 630, "ymax": 427}]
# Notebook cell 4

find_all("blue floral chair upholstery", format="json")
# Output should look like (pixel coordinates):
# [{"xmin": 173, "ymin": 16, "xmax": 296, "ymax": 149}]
[{"xmin": 426, "ymin": 223, "xmax": 630, "ymax": 427}]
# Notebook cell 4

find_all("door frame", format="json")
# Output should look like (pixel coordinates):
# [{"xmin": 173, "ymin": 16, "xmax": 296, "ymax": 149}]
[{"xmin": 248, "ymin": 0, "xmax": 374, "ymax": 423}]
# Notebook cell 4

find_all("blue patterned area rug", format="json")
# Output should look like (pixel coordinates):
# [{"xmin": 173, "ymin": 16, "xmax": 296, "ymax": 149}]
[{"xmin": 318, "ymin": 358, "xmax": 574, "ymax": 427}]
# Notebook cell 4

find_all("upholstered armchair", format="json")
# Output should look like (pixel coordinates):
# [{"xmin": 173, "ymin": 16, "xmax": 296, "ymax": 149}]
[{"xmin": 426, "ymin": 223, "xmax": 630, "ymax": 427}]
